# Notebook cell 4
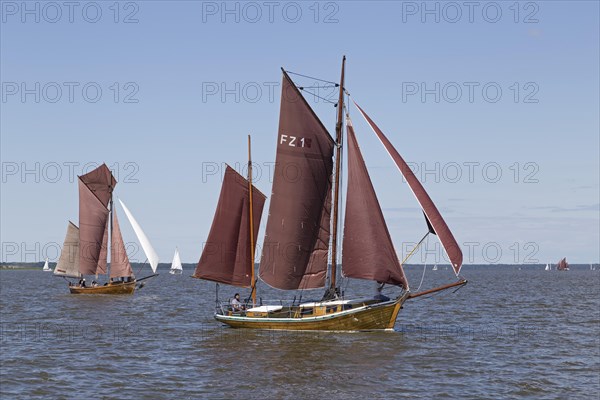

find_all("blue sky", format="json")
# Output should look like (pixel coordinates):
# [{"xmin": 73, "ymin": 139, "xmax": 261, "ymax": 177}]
[{"xmin": 1, "ymin": 1, "xmax": 598, "ymax": 264}]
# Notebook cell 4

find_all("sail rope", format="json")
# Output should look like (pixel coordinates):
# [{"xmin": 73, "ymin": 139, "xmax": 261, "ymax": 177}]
[
  {"xmin": 287, "ymin": 71, "xmax": 339, "ymax": 86},
  {"xmin": 413, "ymin": 235, "xmax": 430, "ymax": 292},
  {"xmin": 297, "ymin": 87, "xmax": 337, "ymax": 104}
]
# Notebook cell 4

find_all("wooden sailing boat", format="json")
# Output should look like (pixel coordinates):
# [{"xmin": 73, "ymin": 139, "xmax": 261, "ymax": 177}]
[
  {"xmin": 557, "ymin": 257, "xmax": 569, "ymax": 271},
  {"xmin": 42, "ymin": 257, "xmax": 52, "ymax": 272},
  {"xmin": 170, "ymin": 248, "xmax": 183, "ymax": 275},
  {"xmin": 193, "ymin": 57, "xmax": 466, "ymax": 330},
  {"xmin": 53, "ymin": 164, "xmax": 159, "ymax": 294}
]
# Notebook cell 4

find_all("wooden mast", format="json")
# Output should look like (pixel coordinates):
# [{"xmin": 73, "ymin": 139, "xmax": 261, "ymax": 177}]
[
  {"xmin": 248, "ymin": 135, "xmax": 257, "ymax": 305},
  {"xmin": 330, "ymin": 55, "xmax": 346, "ymax": 291},
  {"xmin": 108, "ymin": 193, "xmax": 113, "ymax": 282}
]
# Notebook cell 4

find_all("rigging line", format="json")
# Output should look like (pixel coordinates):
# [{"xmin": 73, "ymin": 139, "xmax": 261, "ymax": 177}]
[
  {"xmin": 297, "ymin": 85, "xmax": 338, "ymax": 89},
  {"xmin": 414, "ymin": 235, "xmax": 430, "ymax": 292},
  {"xmin": 298, "ymin": 87, "xmax": 337, "ymax": 104},
  {"xmin": 286, "ymin": 70, "xmax": 339, "ymax": 86}
]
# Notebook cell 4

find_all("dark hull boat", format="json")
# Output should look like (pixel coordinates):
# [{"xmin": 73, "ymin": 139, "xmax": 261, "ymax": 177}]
[
  {"xmin": 193, "ymin": 57, "xmax": 466, "ymax": 331},
  {"xmin": 557, "ymin": 257, "xmax": 570, "ymax": 271}
]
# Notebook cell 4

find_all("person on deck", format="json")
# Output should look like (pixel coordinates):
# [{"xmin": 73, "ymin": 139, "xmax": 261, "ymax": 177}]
[
  {"xmin": 80, "ymin": 279, "xmax": 86, "ymax": 288},
  {"xmin": 230, "ymin": 293, "xmax": 244, "ymax": 311},
  {"xmin": 374, "ymin": 282, "xmax": 390, "ymax": 301}
]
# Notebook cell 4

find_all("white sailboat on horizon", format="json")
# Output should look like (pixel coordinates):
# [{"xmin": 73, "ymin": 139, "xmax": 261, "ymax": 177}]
[
  {"xmin": 42, "ymin": 257, "xmax": 52, "ymax": 272},
  {"xmin": 545, "ymin": 263, "xmax": 551, "ymax": 271},
  {"xmin": 170, "ymin": 248, "xmax": 183, "ymax": 275}
]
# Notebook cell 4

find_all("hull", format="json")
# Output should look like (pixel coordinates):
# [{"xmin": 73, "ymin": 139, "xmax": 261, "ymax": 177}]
[
  {"xmin": 169, "ymin": 269, "xmax": 182, "ymax": 275},
  {"xmin": 214, "ymin": 293, "xmax": 408, "ymax": 331},
  {"xmin": 69, "ymin": 281, "xmax": 136, "ymax": 295}
]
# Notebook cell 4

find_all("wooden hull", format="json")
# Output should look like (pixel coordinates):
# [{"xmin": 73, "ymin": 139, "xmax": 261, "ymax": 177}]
[
  {"xmin": 214, "ymin": 293, "xmax": 408, "ymax": 331},
  {"xmin": 69, "ymin": 281, "xmax": 136, "ymax": 295}
]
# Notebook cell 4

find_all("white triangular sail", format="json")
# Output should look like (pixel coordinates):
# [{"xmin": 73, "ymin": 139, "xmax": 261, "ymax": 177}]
[
  {"xmin": 545, "ymin": 263, "xmax": 550, "ymax": 271},
  {"xmin": 42, "ymin": 257, "xmax": 52, "ymax": 271},
  {"xmin": 118, "ymin": 199, "xmax": 159, "ymax": 273},
  {"xmin": 170, "ymin": 248, "xmax": 183, "ymax": 273}
]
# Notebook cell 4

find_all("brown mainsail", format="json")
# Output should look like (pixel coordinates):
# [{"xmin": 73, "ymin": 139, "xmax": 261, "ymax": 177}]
[
  {"xmin": 354, "ymin": 102, "xmax": 463, "ymax": 274},
  {"xmin": 194, "ymin": 165, "xmax": 266, "ymax": 287},
  {"xmin": 78, "ymin": 178, "xmax": 110, "ymax": 275},
  {"xmin": 342, "ymin": 118, "xmax": 409, "ymax": 289},
  {"xmin": 110, "ymin": 207, "xmax": 133, "ymax": 278},
  {"xmin": 259, "ymin": 71, "xmax": 335, "ymax": 290}
]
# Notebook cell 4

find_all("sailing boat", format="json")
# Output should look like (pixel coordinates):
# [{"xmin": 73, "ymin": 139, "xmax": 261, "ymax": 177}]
[
  {"xmin": 193, "ymin": 58, "xmax": 466, "ymax": 331},
  {"xmin": 42, "ymin": 257, "xmax": 52, "ymax": 272},
  {"xmin": 53, "ymin": 164, "xmax": 159, "ymax": 294},
  {"xmin": 170, "ymin": 248, "xmax": 183, "ymax": 275},
  {"xmin": 432, "ymin": 264, "xmax": 438, "ymax": 271},
  {"xmin": 557, "ymin": 257, "xmax": 569, "ymax": 271},
  {"xmin": 545, "ymin": 263, "xmax": 551, "ymax": 271}
]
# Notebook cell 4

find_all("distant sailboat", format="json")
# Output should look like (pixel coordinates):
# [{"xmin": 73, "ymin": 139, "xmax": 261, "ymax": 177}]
[
  {"xmin": 557, "ymin": 257, "xmax": 569, "ymax": 271},
  {"xmin": 432, "ymin": 264, "xmax": 438, "ymax": 271},
  {"xmin": 42, "ymin": 257, "xmax": 52, "ymax": 272},
  {"xmin": 545, "ymin": 263, "xmax": 550, "ymax": 271},
  {"xmin": 53, "ymin": 164, "xmax": 159, "ymax": 294},
  {"xmin": 170, "ymin": 248, "xmax": 183, "ymax": 275}
]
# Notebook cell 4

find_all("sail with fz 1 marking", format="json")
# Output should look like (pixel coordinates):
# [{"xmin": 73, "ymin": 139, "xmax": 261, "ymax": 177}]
[
  {"xmin": 259, "ymin": 70, "xmax": 335, "ymax": 290},
  {"xmin": 354, "ymin": 102, "xmax": 463, "ymax": 275}
]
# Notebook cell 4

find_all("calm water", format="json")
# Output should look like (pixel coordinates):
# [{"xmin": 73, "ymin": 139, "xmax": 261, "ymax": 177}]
[{"xmin": 1, "ymin": 265, "xmax": 598, "ymax": 399}]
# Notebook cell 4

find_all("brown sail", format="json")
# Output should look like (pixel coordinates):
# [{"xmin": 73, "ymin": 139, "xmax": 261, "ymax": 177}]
[
  {"xmin": 78, "ymin": 179, "xmax": 110, "ymax": 275},
  {"xmin": 79, "ymin": 163, "xmax": 116, "ymax": 207},
  {"xmin": 342, "ymin": 119, "xmax": 408, "ymax": 288},
  {"xmin": 54, "ymin": 221, "xmax": 81, "ymax": 278},
  {"xmin": 354, "ymin": 102, "xmax": 463, "ymax": 274},
  {"xmin": 259, "ymin": 71, "xmax": 335, "ymax": 290},
  {"xmin": 96, "ymin": 218, "xmax": 109, "ymax": 275},
  {"xmin": 110, "ymin": 207, "xmax": 133, "ymax": 278},
  {"xmin": 194, "ymin": 166, "xmax": 266, "ymax": 287}
]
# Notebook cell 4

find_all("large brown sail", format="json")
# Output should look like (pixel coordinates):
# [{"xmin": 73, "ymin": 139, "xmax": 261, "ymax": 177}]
[
  {"xmin": 194, "ymin": 166, "xmax": 266, "ymax": 287},
  {"xmin": 258, "ymin": 71, "xmax": 335, "ymax": 290},
  {"xmin": 354, "ymin": 103, "xmax": 463, "ymax": 274},
  {"xmin": 342, "ymin": 119, "xmax": 408, "ymax": 288},
  {"xmin": 110, "ymin": 207, "xmax": 133, "ymax": 278},
  {"xmin": 78, "ymin": 179, "xmax": 110, "ymax": 275}
]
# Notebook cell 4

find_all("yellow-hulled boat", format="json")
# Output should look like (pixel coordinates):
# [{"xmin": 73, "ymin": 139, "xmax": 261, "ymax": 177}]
[
  {"xmin": 69, "ymin": 281, "xmax": 136, "ymax": 295},
  {"xmin": 193, "ymin": 57, "xmax": 466, "ymax": 331},
  {"xmin": 53, "ymin": 164, "xmax": 160, "ymax": 294}
]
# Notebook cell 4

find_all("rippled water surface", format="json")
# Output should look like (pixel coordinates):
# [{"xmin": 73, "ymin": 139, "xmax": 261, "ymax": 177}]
[{"xmin": 1, "ymin": 266, "xmax": 599, "ymax": 399}]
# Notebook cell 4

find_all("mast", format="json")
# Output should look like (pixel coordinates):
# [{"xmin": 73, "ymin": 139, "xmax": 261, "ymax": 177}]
[
  {"xmin": 330, "ymin": 55, "xmax": 346, "ymax": 290},
  {"xmin": 248, "ymin": 135, "xmax": 256, "ymax": 305},
  {"xmin": 109, "ymin": 193, "xmax": 113, "ymax": 279}
]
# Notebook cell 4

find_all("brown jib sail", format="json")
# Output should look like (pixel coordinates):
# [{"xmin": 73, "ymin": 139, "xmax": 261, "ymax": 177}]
[
  {"xmin": 259, "ymin": 70, "xmax": 335, "ymax": 290},
  {"xmin": 342, "ymin": 118, "xmax": 408, "ymax": 289},
  {"xmin": 110, "ymin": 207, "xmax": 133, "ymax": 278},
  {"xmin": 194, "ymin": 166, "xmax": 266, "ymax": 287},
  {"xmin": 354, "ymin": 102, "xmax": 463, "ymax": 275}
]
